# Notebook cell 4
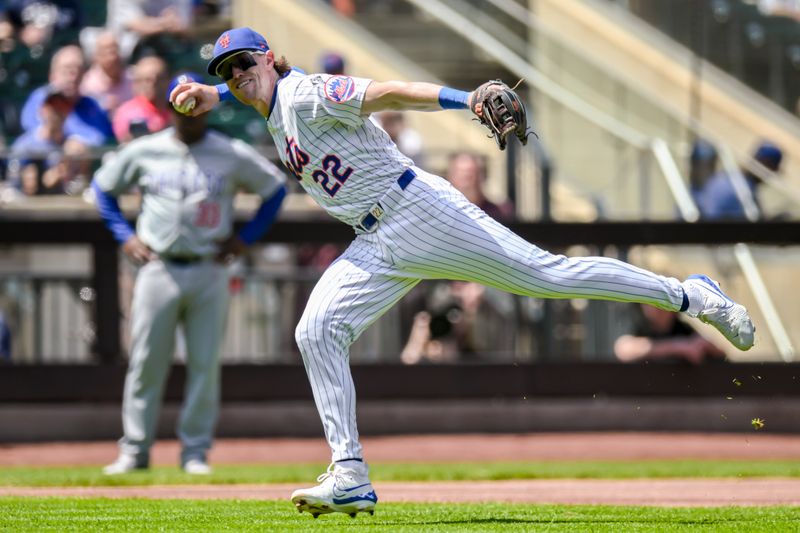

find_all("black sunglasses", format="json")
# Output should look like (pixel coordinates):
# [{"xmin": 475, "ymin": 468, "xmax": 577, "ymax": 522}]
[{"xmin": 217, "ymin": 52, "xmax": 261, "ymax": 81}]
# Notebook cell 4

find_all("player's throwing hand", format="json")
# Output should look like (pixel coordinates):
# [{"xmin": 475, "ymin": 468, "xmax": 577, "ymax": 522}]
[{"xmin": 169, "ymin": 82, "xmax": 220, "ymax": 116}]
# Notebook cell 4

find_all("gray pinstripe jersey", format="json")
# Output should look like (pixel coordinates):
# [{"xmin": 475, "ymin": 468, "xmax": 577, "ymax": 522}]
[{"xmin": 94, "ymin": 128, "xmax": 285, "ymax": 256}]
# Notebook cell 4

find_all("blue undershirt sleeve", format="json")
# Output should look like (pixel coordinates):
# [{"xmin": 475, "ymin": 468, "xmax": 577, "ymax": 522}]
[
  {"xmin": 438, "ymin": 87, "xmax": 470, "ymax": 110},
  {"xmin": 91, "ymin": 181, "xmax": 135, "ymax": 244},
  {"xmin": 237, "ymin": 185, "xmax": 287, "ymax": 245},
  {"xmin": 216, "ymin": 83, "xmax": 235, "ymax": 102}
]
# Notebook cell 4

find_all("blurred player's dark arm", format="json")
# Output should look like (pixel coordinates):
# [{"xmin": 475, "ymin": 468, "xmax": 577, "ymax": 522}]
[{"xmin": 91, "ymin": 181, "xmax": 156, "ymax": 264}]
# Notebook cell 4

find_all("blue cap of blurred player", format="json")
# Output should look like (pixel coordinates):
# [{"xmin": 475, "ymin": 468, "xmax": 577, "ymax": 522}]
[
  {"xmin": 690, "ymin": 139, "xmax": 718, "ymax": 162},
  {"xmin": 166, "ymin": 72, "xmax": 204, "ymax": 105},
  {"xmin": 320, "ymin": 52, "xmax": 346, "ymax": 75},
  {"xmin": 753, "ymin": 141, "xmax": 783, "ymax": 172},
  {"xmin": 207, "ymin": 27, "xmax": 270, "ymax": 76}
]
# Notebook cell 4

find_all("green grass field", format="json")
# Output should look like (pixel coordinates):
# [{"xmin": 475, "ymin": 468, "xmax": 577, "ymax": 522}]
[
  {"xmin": 1, "ymin": 462, "xmax": 797, "ymax": 531},
  {"xmin": 0, "ymin": 460, "xmax": 798, "ymax": 486},
  {"xmin": 1, "ymin": 498, "xmax": 798, "ymax": 532}
]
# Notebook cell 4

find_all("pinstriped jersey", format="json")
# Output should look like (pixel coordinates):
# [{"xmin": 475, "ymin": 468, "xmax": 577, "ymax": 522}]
[
  {"xmin": 266, "ymin": 70, "xmax": 414, "ymax": 226},
  {"xmin": 94, "ymin": 128, "xmax": 285, "ymax": 257}
]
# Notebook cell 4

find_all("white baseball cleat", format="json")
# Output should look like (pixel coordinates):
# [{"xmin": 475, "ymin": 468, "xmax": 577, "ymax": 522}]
[
  {"xmin": 102, "ymin": 454, "xmax": 147, "ymax": 475},
  {"xmin": 682, "ymin": 274, "xmax": 755, "ymax": 351},
  {"xmin": 182, "ymin": 458, "xmax": 212, "ymax": 475},
  {"xmin": 291, "ymin": 461, "xmax": 377, "ymax": 519}
]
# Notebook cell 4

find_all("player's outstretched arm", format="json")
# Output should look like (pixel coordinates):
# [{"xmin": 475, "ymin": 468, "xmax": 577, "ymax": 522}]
[
  {"xmin": 362, "ymin": 79, "xmax": 531, "ymax": 151},
  {"xmin": 362, "ymin": 81, "xmax": 475, "ymax": 115},
  {"xmin": 169, "ymin": 82, "xmax": 220, "ymax": 116}
]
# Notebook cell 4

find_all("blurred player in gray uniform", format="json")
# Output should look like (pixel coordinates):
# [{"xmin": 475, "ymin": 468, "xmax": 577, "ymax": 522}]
[
  {"xmin": 95, "ymin": 72, "xmax": 287, "ymax": 475},
  {"xmin": 171, "ymin": 28, "xmax": 755, "ymax": 514}
]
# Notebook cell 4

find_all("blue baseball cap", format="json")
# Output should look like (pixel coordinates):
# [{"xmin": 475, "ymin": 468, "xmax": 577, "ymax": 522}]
[
  {"xmin": 753, "ymin": 141, "xmax": 783, "ymax": 171},
  {"xmin": 320, "ymin": 52, "xmax": 345, "ymax": 75},
  {"xmin": 207, "ymin": 27, "xmax": 270, "ymax": 77},
  {"xmin": 166, "ymin": 72, "xmax": 205, "ymax": 105},
  {"xmin": 690, "ymin": 139, "xmax": 717, "ymax": 162}
]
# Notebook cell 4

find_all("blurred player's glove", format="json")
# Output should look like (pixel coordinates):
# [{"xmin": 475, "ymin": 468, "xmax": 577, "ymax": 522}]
[{"xmin": 470, "ymin": 80, "xmax": 534, "ymax": 150}]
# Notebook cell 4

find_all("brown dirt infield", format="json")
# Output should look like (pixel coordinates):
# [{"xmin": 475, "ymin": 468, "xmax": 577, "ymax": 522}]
[{"xmin": 2, "ymin": 433, "xmax": 799, "ymax": 506}]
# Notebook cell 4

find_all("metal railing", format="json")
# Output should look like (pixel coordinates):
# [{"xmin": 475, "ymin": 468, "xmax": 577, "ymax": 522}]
[
  {"xmin": 0, "ymin": 260, "xmax": 536, "ymax": 364},
  {"xmin": 405, "ymin": 0, "xmax": 692, "ymax": 221},
  {"xmin": 475, "ymin": 0, "xmax": 800, "ymax": 213}
]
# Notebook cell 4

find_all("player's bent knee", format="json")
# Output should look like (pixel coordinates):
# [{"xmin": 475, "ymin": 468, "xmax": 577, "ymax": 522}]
[
  {"xmin": 295, "ymin": 316, "xmax": 353, "ymax": 356},
  {"xmin": 294, "ymin": 318, "xmax": 324, "ymax": 354},
  {"xmin": 294, "ymin": 321, "xmax": 310, "ymax": 350}
]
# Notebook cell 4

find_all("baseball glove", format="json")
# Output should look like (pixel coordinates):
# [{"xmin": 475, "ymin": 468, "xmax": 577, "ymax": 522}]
[{"xmin": 470, "ymin": 79, "xmax": 534, "ymax": 150}]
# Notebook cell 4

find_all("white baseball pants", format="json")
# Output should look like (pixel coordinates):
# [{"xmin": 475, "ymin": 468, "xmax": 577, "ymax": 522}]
[{"xmin": 295, "ymin": 168, "xmax": 685, "ymax": 461}]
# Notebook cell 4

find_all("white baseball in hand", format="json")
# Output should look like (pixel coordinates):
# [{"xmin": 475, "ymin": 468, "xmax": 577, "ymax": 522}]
[{"xmin": 173, "ymin": 96, "xmax": 196, "ymax": 114}]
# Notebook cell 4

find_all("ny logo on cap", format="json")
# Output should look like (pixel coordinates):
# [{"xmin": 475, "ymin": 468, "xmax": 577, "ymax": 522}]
[{"xmin": 219, "ymin": 33, "xmax": 231, "ymax": 48}]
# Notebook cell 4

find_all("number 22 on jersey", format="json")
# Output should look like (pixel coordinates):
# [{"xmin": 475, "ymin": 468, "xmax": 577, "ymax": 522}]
[{"xmin": 285, "ymin": 137, "xmax": 353, "ymax": 198}]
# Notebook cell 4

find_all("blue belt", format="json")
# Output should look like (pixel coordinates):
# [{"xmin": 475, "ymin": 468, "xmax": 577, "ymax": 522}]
[{"xmin": 357, "ymin": 169, "xmax": 416, "ymax": 232}]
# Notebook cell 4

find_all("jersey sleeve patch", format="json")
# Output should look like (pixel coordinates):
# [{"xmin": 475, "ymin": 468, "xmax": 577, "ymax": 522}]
[{"xmin": 324, "ymin": 76, "xmax": 356, "ymax": 103}]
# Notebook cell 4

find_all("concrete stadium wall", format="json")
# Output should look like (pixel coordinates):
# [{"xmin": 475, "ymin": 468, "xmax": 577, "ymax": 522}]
[{"xmin": 2, "ymin": 398, "xmax": 798, "ymax": 442}]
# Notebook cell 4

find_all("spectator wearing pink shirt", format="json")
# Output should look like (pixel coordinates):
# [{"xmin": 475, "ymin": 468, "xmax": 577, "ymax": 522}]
[
  {"xmin": 112, "ymin": 55, "xmax": 170, "ymax": 143},
  {"xmin": 80, "ymin": 31, "xmax": 134, "ymax": 118}
]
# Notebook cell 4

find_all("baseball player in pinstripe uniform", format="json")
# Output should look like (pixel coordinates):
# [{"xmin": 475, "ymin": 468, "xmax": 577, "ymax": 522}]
[
  {"xmin": 171, "ymin": 28, "xmax": 755, "ymax": 517},
  {"xmin": 94, "ymin": 72, "xmax": 287, "ymax": 476}
]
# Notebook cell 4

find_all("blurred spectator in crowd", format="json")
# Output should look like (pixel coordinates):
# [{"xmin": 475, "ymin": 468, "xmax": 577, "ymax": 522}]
[
  {"xmin": 400, "ymin": 151, "xmax": 516, "ymax": 364},
  {"xmin": 4, "ymin": 0, "xmax": 83, "ymax": 49},
  {"xmin": 0, "ymin": 124, "xmax": 7, "ymax": 185},
  {"xmin": 0, "ymin": 11, "xmax": 15, "ymax": 49},
  {"xmin": 80, "ymin": 31, "xmax": 133, "ymax": 118},
  {"xmin": 614, "ymin": 303, "xmax": 726, "ymax": 365},
  {"xmin": 0, "ymin": 310, "xmax": 11, "ymax": 362},
  {"xmin": 319, "ymin": 51, "xmax": 346, "ymax": 75},
  {"xmin": 20, "ymin": 44, "xmax": 114, "ymax": 146},
  {"xmin": 688, "ymin": 138, "xmax": 718, "ymax": 192},
  {"xmin": 692, "ymin": 140, "xmax": 784, "ymax": 220},
  {"xmin": 446, "ymin": 151, "xmax": 514, "ymax": 220},
  {"xmin": 323, "ymin": 0, "xmax": 355, "ymax": 17},
  {"xmin": 194, "ymin": 0, "xmax": 230, "ymax": 20},
  {"xmin": 112, "ymin": 55, "xmax": 171, "ymax": 143},
  {"xmin": 756, "ymin": 0, "xmax": 800, "ymax": 21},
  {"xmin": 401, "ymin": 280, "xmax": 515, "ymax": 364},
  {"xmin": 106, "ymin": 0, "xmax": 192, "ymax": 60},
  {"xmin": 8, "ymin": 89, "xmax": 90, "ymax": 195},
  {"xmin": 376, "ymin": 111, "xmax": 425, "ymax": 167}
]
